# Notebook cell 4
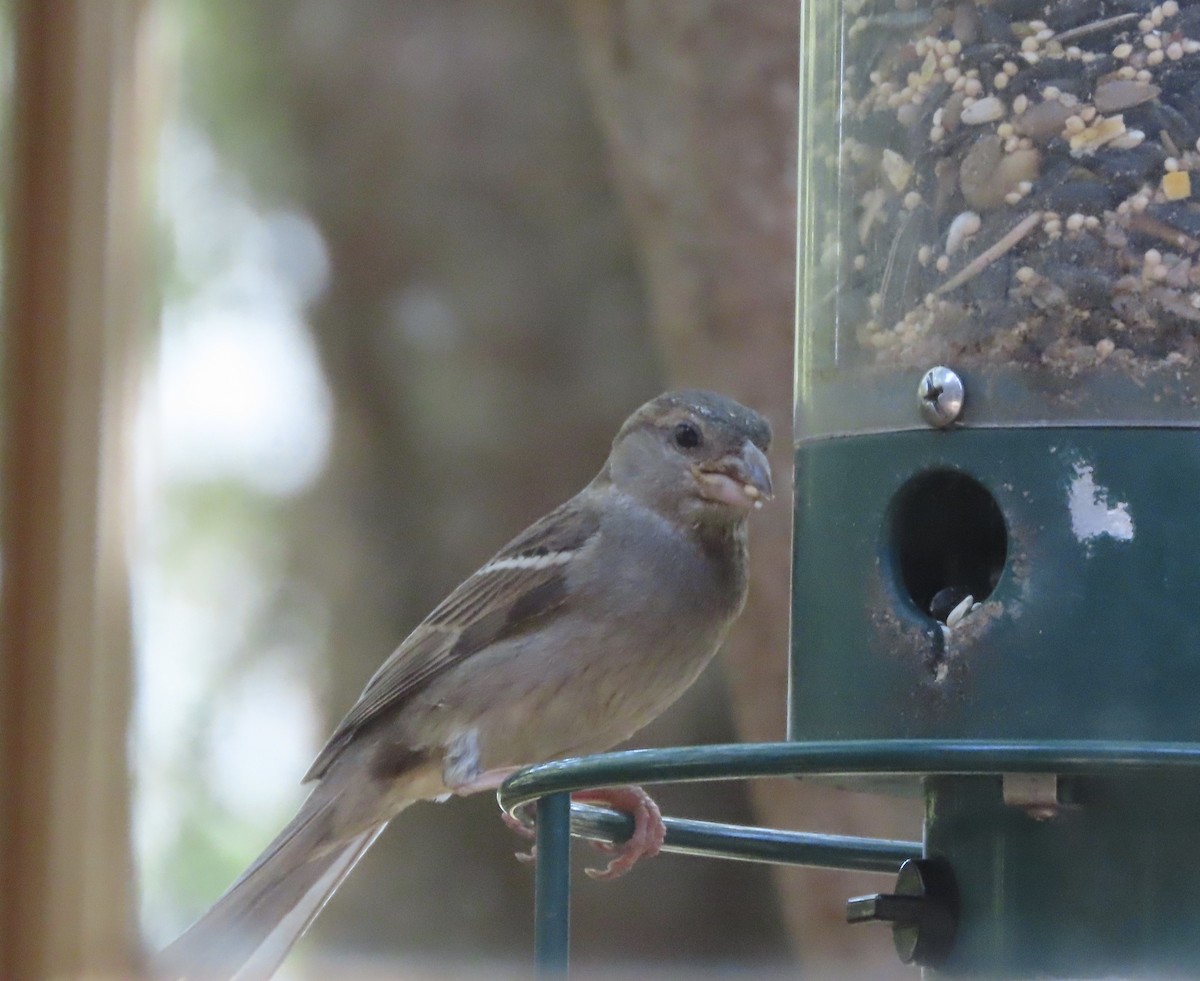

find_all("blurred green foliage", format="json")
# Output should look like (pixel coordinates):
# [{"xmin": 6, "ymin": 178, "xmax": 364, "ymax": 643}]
[{"xmin": 176, "ymin": 0, "xmax": 301, "ymax": 201}]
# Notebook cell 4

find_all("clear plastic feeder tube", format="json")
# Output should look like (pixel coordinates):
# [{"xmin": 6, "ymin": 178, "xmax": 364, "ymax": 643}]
[{"xmin": 796, "ymin": 0, "xmax": 1200, "ymax": 441}]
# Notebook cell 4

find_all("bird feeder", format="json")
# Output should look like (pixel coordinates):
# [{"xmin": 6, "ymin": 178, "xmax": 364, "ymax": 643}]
[
  {"xmin": 504, "ymin": 1, "xmax": 1200, "ymax": 976},
  {"xmin": 793, "ymin": 0, "xmax": 1200, "ymax": 974}
]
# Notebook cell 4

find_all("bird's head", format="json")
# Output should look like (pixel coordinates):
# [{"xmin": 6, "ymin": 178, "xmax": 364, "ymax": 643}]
[{"xmin": 605, "ymin": 390, "xmax": 773, "ymax": 527}]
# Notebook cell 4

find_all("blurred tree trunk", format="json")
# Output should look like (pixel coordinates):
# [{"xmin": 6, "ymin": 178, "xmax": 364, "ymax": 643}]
[{"xmin": 569, "ymin": 2, "xmax": 923, "ymax": 976}]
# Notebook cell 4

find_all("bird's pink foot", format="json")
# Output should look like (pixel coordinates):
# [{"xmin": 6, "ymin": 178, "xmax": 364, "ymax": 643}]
[
  {"xmin": 573, "ymin": 785, "xmax": 665, "ymax": 881},
  {"xmin": 499, "ymin": 785, "xmax": 665, "ymax": 878},
  {"xmin": 500, "ymin": 808, "xmax": 535, "ymax": 838},
  {"xmin": 501, "ymin": 808, "xmax": 537, "ymax": 863}
]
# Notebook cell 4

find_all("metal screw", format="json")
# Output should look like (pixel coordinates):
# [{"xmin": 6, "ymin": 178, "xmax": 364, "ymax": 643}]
[{"xmin": 918, "ymin": 366, "xmax": 964, "ymax": 428}]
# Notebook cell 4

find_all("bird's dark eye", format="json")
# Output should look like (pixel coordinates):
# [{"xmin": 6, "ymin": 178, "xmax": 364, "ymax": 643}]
[{"xmin": 673, "ymin": 421, "xmax": 703, "ymax": 449}]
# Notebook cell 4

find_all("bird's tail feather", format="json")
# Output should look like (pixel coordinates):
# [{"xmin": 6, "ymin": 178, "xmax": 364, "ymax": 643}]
[{"xmin": 156, "ymin": 790, "xmax": 390, "ymax": 981}]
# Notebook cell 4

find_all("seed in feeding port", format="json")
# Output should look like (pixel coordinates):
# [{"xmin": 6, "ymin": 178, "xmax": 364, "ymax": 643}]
[
  {"xmin": 946, "ymin": 594, "xmax": 975, "ymax": 630},
  {"xmin": 930, "ymin": 586, "xmax": 970, "ymax": 624}
]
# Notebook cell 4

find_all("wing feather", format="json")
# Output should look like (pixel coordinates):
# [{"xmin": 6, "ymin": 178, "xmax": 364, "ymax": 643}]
[{"xmin": 304, "ymin": 496, "xmax": 601, "ymax": 780}]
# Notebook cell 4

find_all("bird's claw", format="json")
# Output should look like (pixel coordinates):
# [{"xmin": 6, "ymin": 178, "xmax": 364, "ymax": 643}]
[
  {"xmin": 501, "ymin": 808, "xmax": 536, "ymax": 840},
  {"xmin": 500, "ymin": 785, "xmax": 665, "ymax": 879},
  {"xmin": 576, "ymin": 785, "xmax": 665, "ymax": 881},
  {"xmin": 501, "ymin": 807, "xmax": 537, "ymax": 862}
]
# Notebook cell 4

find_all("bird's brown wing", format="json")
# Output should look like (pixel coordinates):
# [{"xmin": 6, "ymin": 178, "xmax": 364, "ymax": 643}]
[{"xmin": 303, "ymin": 496, "xmax": 602, "ymax": 781}]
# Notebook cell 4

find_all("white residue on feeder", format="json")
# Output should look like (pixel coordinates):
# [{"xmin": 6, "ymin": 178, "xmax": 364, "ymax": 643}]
[{"xmin": 1068, "ymin": 460, "xmax": 1134, "ymax": 546}]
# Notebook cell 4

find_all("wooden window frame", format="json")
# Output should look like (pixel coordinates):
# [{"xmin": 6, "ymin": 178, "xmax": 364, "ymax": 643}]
[{"xmin": 0, "ymin": 1, "xmax": 156, "ymax": 976}]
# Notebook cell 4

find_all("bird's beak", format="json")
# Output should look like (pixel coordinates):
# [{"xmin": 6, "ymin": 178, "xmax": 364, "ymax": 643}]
[{"xmin": 695, "ymin": 440, "xmax": 774, "ymax": 511}]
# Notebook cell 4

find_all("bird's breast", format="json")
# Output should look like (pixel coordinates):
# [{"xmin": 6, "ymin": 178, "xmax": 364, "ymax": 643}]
[
  {"xmin": 405, "ymin": 504, "xmax": 750, "ymax": 772},
  {"xmin": 581, "ymin": 505, "xmax": 748, "ymax": 630}
]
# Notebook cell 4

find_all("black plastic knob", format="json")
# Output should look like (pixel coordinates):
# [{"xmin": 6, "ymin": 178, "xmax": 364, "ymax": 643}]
[{"xmin": 847, "ymin": 857, "xmax": 958, "ymax": 967}]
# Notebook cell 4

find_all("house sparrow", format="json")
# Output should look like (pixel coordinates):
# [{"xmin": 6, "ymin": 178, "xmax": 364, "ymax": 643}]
[{"xmin": 157, "ymin": 389, "xmax": 772, "ymax": 980}]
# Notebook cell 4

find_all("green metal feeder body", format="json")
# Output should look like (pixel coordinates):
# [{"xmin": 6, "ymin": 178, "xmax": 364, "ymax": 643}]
[{"xmin": 795, "ymin": 0, "xmax": 1200, "ymax": 976}]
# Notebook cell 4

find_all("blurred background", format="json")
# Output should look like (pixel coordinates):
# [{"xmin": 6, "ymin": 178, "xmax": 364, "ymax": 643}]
[{"xmin": 0, "ymin": 1, "xmax": 919, "ymax": 978}]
